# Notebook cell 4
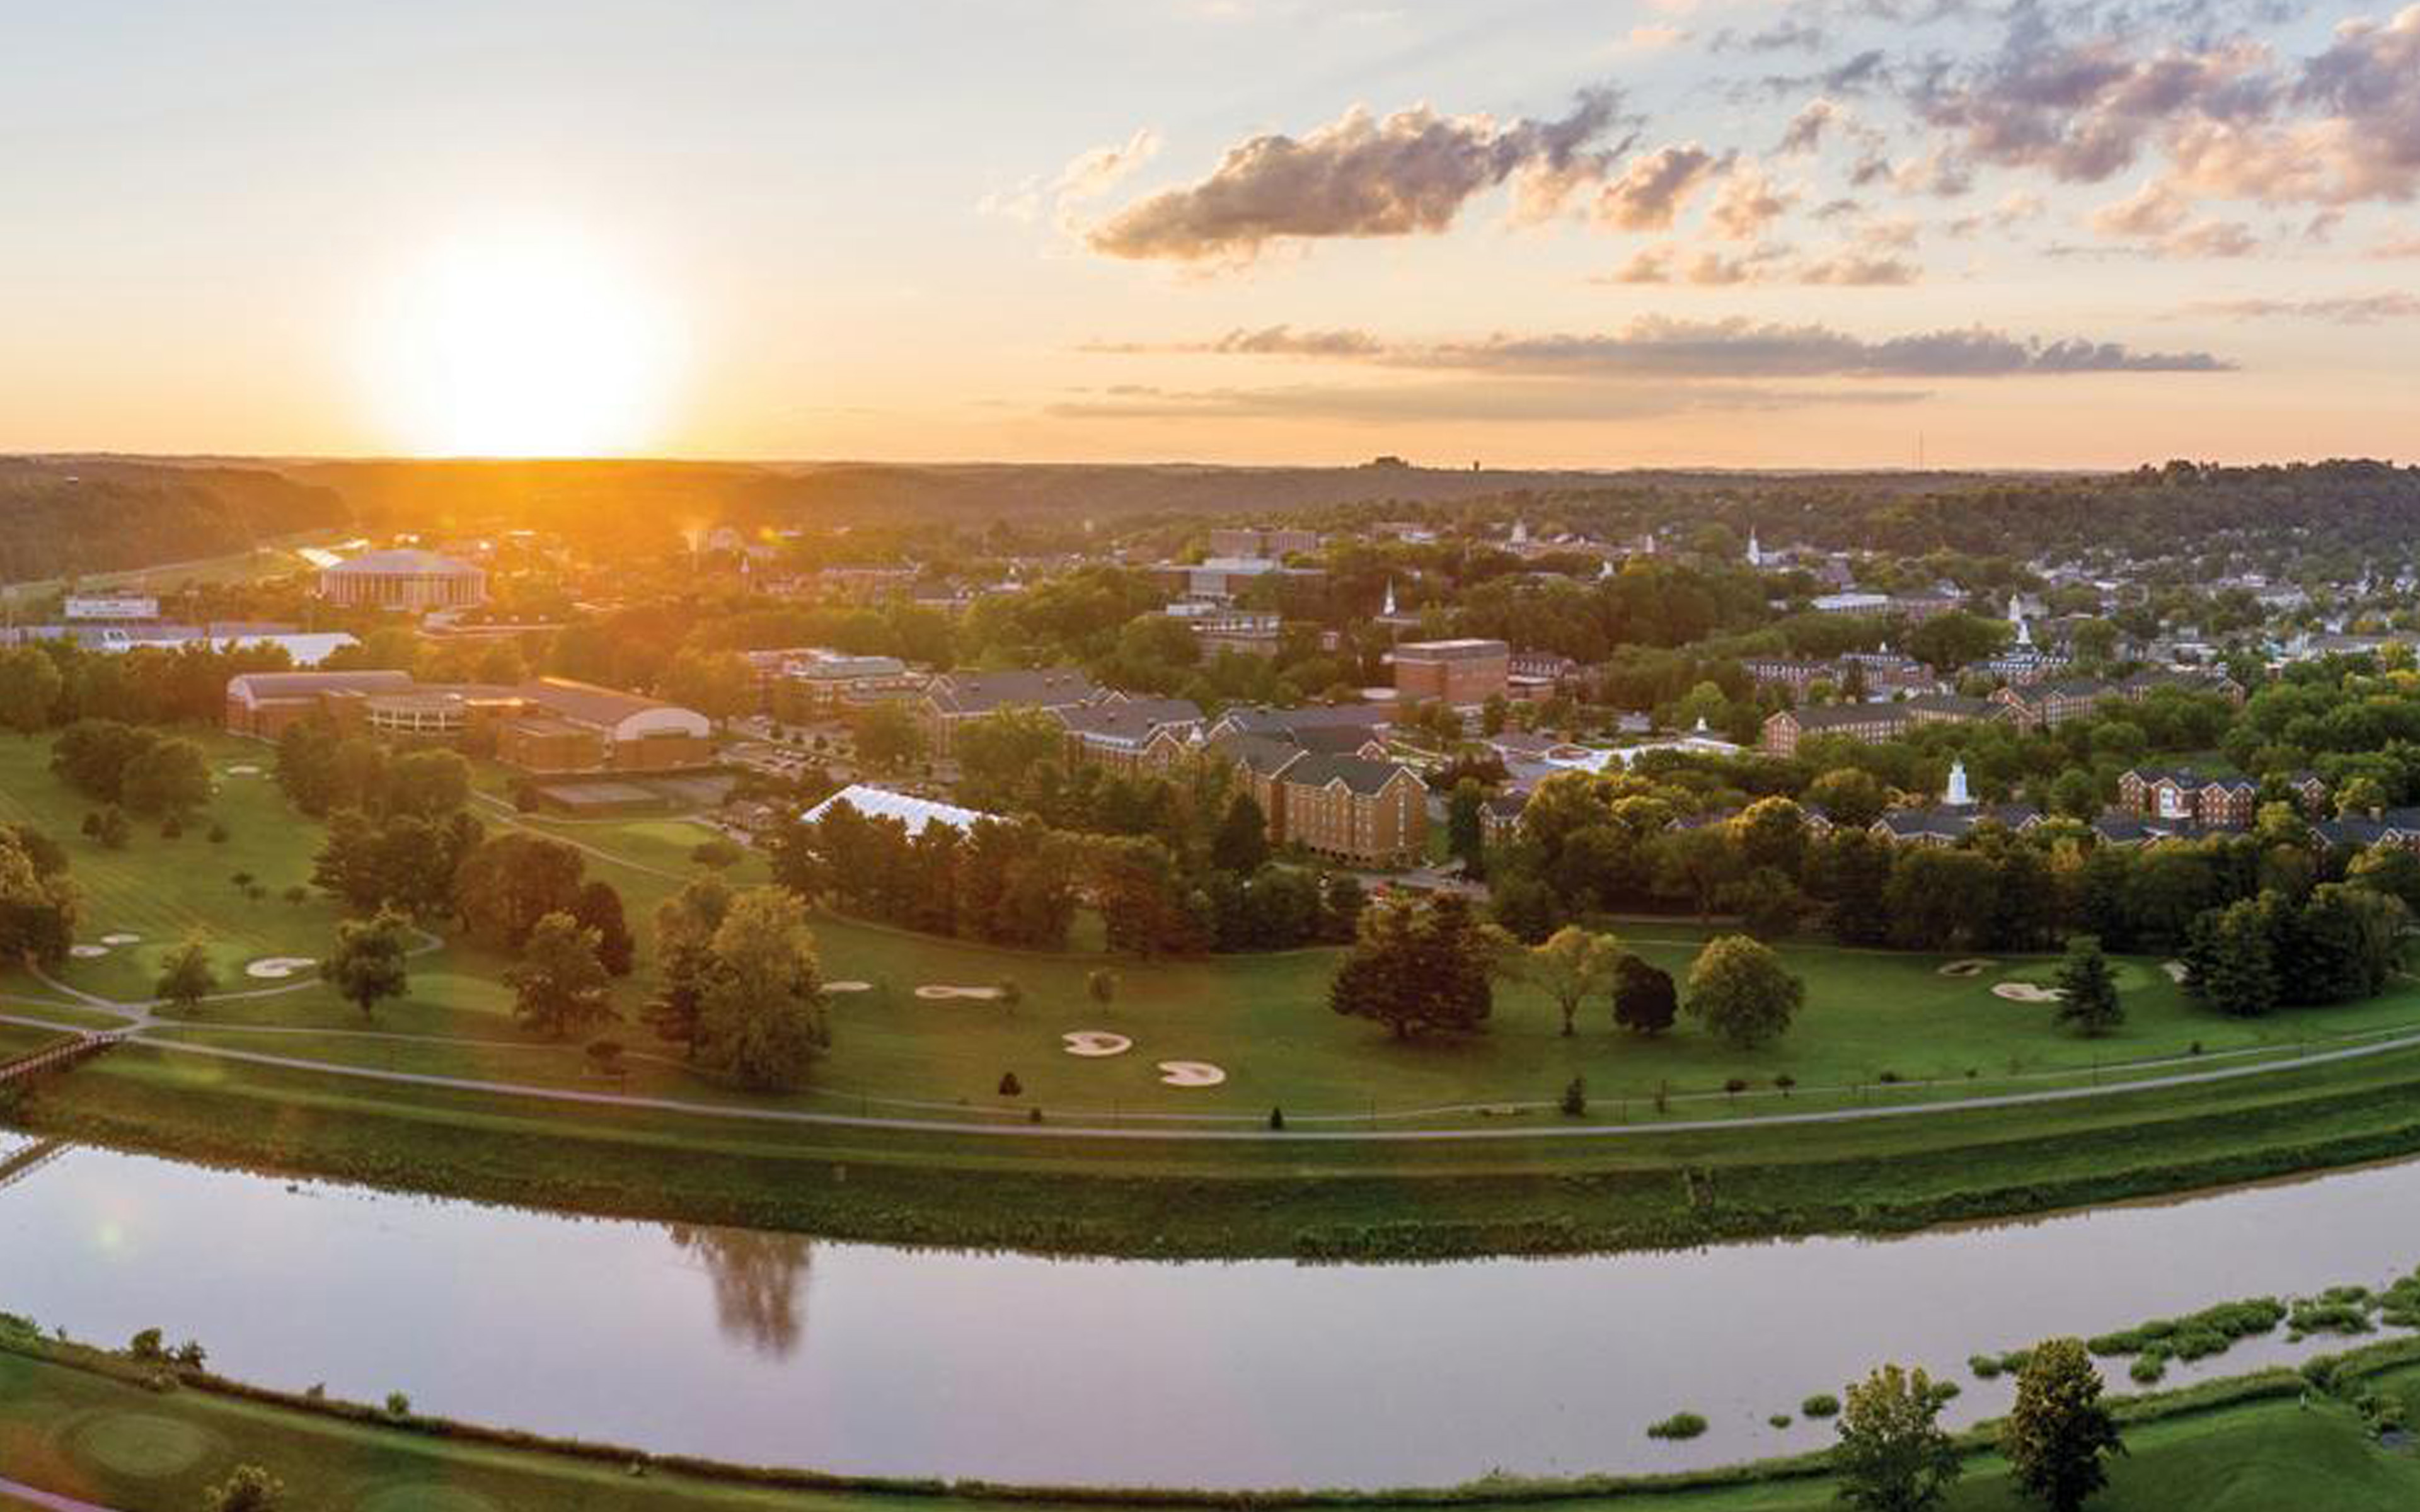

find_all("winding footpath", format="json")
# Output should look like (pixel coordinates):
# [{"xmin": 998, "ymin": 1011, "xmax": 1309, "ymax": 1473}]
[{"xmin": 0, "ymin": 1477, "xmax": 115, "ymax": 1512}]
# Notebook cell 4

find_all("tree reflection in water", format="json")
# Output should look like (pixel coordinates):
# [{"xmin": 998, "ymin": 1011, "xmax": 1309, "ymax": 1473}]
[{"xmin": 669, "ymin": 1225, "xmax": 815, "ymax": 1357}]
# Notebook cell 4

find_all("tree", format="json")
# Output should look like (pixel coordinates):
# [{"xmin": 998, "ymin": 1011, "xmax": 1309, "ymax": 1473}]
[
  {"xmin": 382, "ymin": 748, "xmax": 472, "ymax": 819},
  {"xmin": 204, "ymin": 1465, "xmax": 287, "ymax": 1512},
  {"xmin": 571, "ymin": 878, "xmax": 637, "ymax": 975},
  {"xmin": 851, "ymin": 701, "xmax": 927, "ymax": 776},
  {"xmin": 1531, "ymin": 924, "xmax": 1622, "ymax": 1036},
  {"xmin": 2179, "ymin": 898, "xmax": 2278, "ymax": 1017},
  {"xmin": 1086, "ymin": 967, "xmax": 1118, "ymax": 1011},
  {"xmin": 323, "ymin": 908, "xmax": 411, "ymax": 1018},
  {"xmin": 1906, "ymin": 610, "xmax": 2010, "ymax": 673},
  {"xmin": 0, "ymin": 827, "xmax": 79, "ymax": 968},
  {"xmin": 506, "ymin": 911, "xmax": 616, "ymax": 1039},
  {"xmin": 118, "ymin": 736, "xmax": 210, "ymax": 818},
  {"xmin": 154, "ymin": 932, "xmax": 217, "ymax": 1016},
  {"xmin": 696, "ymin": 887, "xmax": 829, "ymax": 1091},
  {"xmin": 661, "ymin": 648, "xmax": 754, "ymax": 727},
  {"xmin": 1612, "ymin": 954, "xmax": 1678, "ymax": 1035},
  {"xmin": 1833, "ymin": 1363, "xmax": 1962, "ymax": 1512},
  {"xmin": 1211, "ymin": 790, "xmax": 1272, "ymax": 874},
  {"xmin": 2051, "ymin": 935, "xmax": 2125, "ymax": 1036},
  {"xmin": 1328, "ymin": 892, "xmax": 1509, "ymax": 1040},
  {"xmin": 2000, "ymin": 1337, "xmax": 2125, "ymax": 1512},
  {"xmin": 1446, "ymin": 780, "xmax": 1488, "ymax": 879},
  {"xmin": 452, "ymin": 832, "xmax": 587, "ymax": 949},
  {"xmin": 645, "ymin": 871, "xmax": 733, "ymax": 1055},
  {"xmin": 1806, "ymin": 767, "xmax": 1888, "ymax": 829},
  {"xmin": 0, "ymin": 646, "xmax": 62, "ymax": 735},
  {"xmin": 1684, "ymin": 934, "xmax": 1804, "ymax": 1049}
]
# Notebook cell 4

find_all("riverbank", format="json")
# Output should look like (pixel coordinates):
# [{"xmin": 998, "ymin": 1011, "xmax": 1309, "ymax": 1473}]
[
  {"xmin": 21, "ymin": 1033, "xmax": 2420, "ymax": 1260},
  {"xmin": 3, "ymin": 1327, "xmax": 2416, "ymax": 1512}
]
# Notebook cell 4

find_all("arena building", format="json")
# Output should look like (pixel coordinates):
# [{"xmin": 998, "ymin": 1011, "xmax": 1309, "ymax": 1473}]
[{"xmin": 317, "ymin": 549, "xmax": 487, "ymax": 612}]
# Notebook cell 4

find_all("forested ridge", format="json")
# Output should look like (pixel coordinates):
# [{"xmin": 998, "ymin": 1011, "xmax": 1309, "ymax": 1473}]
[{"xmin": 0, "ymin": 459, "xmax": 347, "ymax": 584}]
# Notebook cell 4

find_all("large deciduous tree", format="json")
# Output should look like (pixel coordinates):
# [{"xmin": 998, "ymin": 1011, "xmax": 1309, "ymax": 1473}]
[
  {"xmin": 2051, "ymin": 935, "xmax": 2126, "ymax": 1036},
  {"xmin": 1684, "ymin": 934, "xmax": 1804, "ymax": 1049},
  {"xmin": 1328, "ymin": 892, "xmax": 1510, "ymax": 1041},
  {"xmin": 2000, "ymin": 1337, "xmax": 2124, "ymax": 1512},
  {"xmin": 323, "ymin": 908, "xmax": 412, "ymax": 1019},
  {"xmin": 1833, "ymin": 1363, "xmax": 1962, "ymax": 1512},
  {"xmin": 1530, "ymin": 924, "xmax": 1622, "ymax": 1038},
  {"xmin": 696, "ymin": 887, "xmax": 829, "ymax": 1092},
  {"xmin": 505, "ymin": 911, "xmax": 616, "ymax": 1040}
]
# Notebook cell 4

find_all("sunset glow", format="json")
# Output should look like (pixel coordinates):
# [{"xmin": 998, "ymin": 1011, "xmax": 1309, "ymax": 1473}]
[{"xmin": 359, "ymin": 224, "xmax": 681, "ymax": 458}]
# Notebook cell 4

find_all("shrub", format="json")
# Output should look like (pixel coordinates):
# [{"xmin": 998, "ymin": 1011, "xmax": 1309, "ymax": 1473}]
[
  {"xmin": 998, "ymin": 1072, "xmax": 1023, "ymax": 1097},
  {"xmin": 207, "ymin": 822, "xmax": 229, "ymax": 844},
  {"xmin": 1559, "ymin": 1076, "xmax": 1587, "ymax": 1116},
  {"xmin": 1969, "ymin": 1354, "xmax": 2003, "ymax": 1380},
  {"xmin": 1268, "ymin": 1106, "xmax": 1286, "ymax": 1130},
  {"xmin": 128, "ymin": 1327, "xmax": 164, "ymax": 1360},
  {"xmin": 1647, "ymin": 1411, "xmax": 1708, "ymax": 1440},
  {"xmin": 1723, "ymin": 1077, "xmax": 1748, "ymax": 1098},
  {"xmin": 2129, "ymin": 1354, "xmax": 2168, "ymax": 1384},
  {"xmin": 1801, "ymin": 1392, "xmax": 1840, "ymax": 1418},
  {"xmin": 1768, "ymin": 1414, "xmax": 1792, "ymax": 1429},
  {"xmin": 1773, "ymin": 1074, "xmax": 1796, "ymax": 1096},
  {"xmin": 385, "ymin": 1391, "xmax": 412, "ymax": 1417}
]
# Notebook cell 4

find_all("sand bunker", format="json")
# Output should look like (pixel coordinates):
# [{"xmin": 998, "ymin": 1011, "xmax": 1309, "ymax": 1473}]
[
  {"xmin": 2163, "ymin": 960, "xmax": 2190, "ymax": 983},
  {"xmin": 224, "ymin": 764, "xmax": 261, "ymax": 776},
  {"xmin": 914, "ymin": 984, "xmax": 1004, "ymax": 1001},
  {"xmin": 1156, "ymin": 1060, "xmax": 1227, "ymax": 1087},
  {"xmin": 1937, "ymin": 959, "xmax": 1996, "ymax": 978},
  {"xmin": 245, "ymin": 956, "xmax": 318, "ymax": 980},
  {"xmin": 1062, "ymin": 1030, "xmax": 1133, "ymax": 1058},
  {"xmin": 824, "ymin": 980, "xmax": 873, "ymax": 994},
  {"xmin": 69, "ymin": 944, "xmax": 108, "ymax": 959},
  {"xmin": 100, "ymin": 932, "xmax": 141, "ymax": 946},
  {"xmin": 1991, "ymin": 982, "xmax": 2066, "ymax": 1003}
]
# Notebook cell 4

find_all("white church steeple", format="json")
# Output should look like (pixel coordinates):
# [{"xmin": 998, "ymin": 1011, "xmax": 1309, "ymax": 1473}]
[
  {"xmin": 1746, "ymin": 527, "xmax": 1763, "ymax": 568},
  {"xmin": 1381, "ymin": 578, "xmax": 1398, "ymax": 616},
  {"xmin": 1945, "ymin": 758, "xmax": 1972, "ymax": 808},
  {"xmin": 2010, "ymin": 595, "xmax": 2032, "ymax": 648}
]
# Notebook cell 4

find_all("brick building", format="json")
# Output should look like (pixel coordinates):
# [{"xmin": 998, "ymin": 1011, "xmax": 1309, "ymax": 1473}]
[
  {"xmin": 920, "ymin": 667, "xmax": 1102, "ymax": 753},
  {"xmin": 225, "ymin": 672, "xmax": 712, "ymax": 774},
  {"xmin": 1210, "ymin": 732, "xmax": 1427, "ymax": 866},
  {"xmin": 1393, "ymin": 638, "xmax": 1511, "ymax": 707}
]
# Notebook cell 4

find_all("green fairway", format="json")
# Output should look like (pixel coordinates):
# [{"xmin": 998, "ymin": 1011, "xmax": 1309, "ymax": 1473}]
[{"xmin": 3, "ymin": 1337, "xmax": 2417, "ymax": 1512}]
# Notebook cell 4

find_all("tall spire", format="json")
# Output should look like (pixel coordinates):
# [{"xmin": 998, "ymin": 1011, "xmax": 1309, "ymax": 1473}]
[
  {"xmin": 1746, "ymin": 527, "xmax": 1762, "ymax": 568},
  {"xmin": 1945, "ymin": 758, "xmax": 1972, "ymax": 807},
  {"xmin": 2010, "ymin": 594, "xmax": 2032, "ymax": 648},
  {"xmin": 1382, "ymin": 578, "xmax": 1397, "ymax": 616}
]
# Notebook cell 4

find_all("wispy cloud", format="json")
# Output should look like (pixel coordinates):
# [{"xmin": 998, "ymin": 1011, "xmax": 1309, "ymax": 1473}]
[{"xmin": 2186, "ymin": 292, "xmax": 2420, "ymax": 322}]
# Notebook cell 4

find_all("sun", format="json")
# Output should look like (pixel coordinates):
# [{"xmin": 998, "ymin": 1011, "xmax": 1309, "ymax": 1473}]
[{"xmin": 360, "ymin": 223, "xmax": 683, "ymax": 457}]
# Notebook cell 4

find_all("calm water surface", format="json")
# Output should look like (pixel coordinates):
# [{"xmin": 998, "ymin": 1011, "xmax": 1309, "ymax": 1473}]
[{"xmin": 0, "ymin": 1135, "xmax": 2414, "ymax": 1489}]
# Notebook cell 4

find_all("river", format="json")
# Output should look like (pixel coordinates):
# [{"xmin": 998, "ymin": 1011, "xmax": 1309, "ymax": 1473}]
[{"xmin": 0, "ymin": 1132, "xmax": 2411, "ymax": 1489}]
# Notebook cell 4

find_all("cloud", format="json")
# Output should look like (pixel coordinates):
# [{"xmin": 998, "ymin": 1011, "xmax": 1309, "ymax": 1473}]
[
  {"xmin": 1778, "ymin": 97, "xmax": 1847, "ymax": 152},
  {"xmin": 1085, "ymin": 316, "xmax": 2230, "ymax": 377},
  {"xmin": 1046, "ymin": 378, "xmax": 1928, "ymax": 424},
  {"xmin": 2187, "ymin": 291, "xmax": 2420, "ymax": 321},
  {"xmin": 1086, "ymin": 89, "xmax": 1627, "ymax": 261},
  {"xmin": 1797, "ymin": 251, "xmax": 1923, "ymax": 282},
  {"xmin": 1709, "ymin": 161, "xmax": 1797, "ymax": 238},
  {"xmin": 1594, "ymin": 144, "xmax": 1727, "ymax": 229},
  {"xmin": 1054, "ymin": 129, "xmax": 1163, "ymax": 203},
  {"xmin": 2089, "ymin": 180, "xmax": 2260, "ymax": 255}
]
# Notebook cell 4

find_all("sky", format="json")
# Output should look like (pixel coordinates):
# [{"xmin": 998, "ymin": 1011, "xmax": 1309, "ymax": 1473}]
[{"xmin": 3, "ymin": 0, "xmax": 2417, "ymax": 469}]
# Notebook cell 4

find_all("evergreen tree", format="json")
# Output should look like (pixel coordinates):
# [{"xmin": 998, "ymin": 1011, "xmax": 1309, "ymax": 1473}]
[{"xmin": 2053, "ymin": 935, "xmax": 2126, "ymax": 1036}]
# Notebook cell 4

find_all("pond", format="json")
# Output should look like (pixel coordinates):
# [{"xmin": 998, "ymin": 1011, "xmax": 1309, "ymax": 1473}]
[{"xmin": 0, "ymin": 1137, "xmax": 2412, "ymax": 1490}]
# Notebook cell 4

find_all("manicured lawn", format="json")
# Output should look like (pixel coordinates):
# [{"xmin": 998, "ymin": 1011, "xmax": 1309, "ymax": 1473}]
[{"xmin": 8, "ymin": 729, "xmax": 2420, "ymax": 1126}]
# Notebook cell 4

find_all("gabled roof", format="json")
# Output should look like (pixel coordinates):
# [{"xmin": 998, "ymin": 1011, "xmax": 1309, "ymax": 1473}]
[
  {"xmin": 1275, "ymin": 752, "xmax": 1423, "ymax": 796},
  {"xmin": 1057, "ymin": 697, "xmax": 1202, "ymax": 746},
  {"xmin": 1207, "ymin": 731, "xmax": 1308, "ymax": 777},
  {"xmin": 926, "ymin": 667, "xmax": 1100, "ymax": 716}
]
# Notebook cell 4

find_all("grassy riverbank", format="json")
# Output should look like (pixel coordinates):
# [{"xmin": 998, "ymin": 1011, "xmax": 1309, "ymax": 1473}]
[
  {"xmin": 25, "ymin": 1031, "xmax": 2420, "ymax": 1259},
  {"xmin": 3, "ymin": 1331, "xmax": 2416, "ymax": 1512}
]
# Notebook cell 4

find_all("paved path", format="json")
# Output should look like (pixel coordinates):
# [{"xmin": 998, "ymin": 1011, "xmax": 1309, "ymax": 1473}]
[{"xmin": 0, "ymin": 1477, "xmax": 115, "ymax": 1512}]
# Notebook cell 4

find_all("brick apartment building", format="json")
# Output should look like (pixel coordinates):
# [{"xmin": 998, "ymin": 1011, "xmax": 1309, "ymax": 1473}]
[
  {"xmin": 1211, "ymin": 731, "xmax": 1427, "ymax": 867},
  {"xmin": 1054, "ymin": 697, "xmax": 1204, "ymax": 774},
  {"xmin": 920, "ymin": 667, "xmax": 1102, "ymax": 753}
]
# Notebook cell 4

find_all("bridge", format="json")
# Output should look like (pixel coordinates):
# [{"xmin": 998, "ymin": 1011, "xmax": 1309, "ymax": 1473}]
[{"xmin": 0, "ymin": 1029, "xmax": 124, "ymax": 1089}]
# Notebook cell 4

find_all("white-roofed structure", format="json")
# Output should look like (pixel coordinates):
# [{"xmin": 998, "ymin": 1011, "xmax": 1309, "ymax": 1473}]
[
  {"xmin": 800, "ymin": 784, "xmax": 994, "ymax": 837},
  {"xmin": 318, "ymin": 548, "xmax": 486, "ymax": 611}
]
